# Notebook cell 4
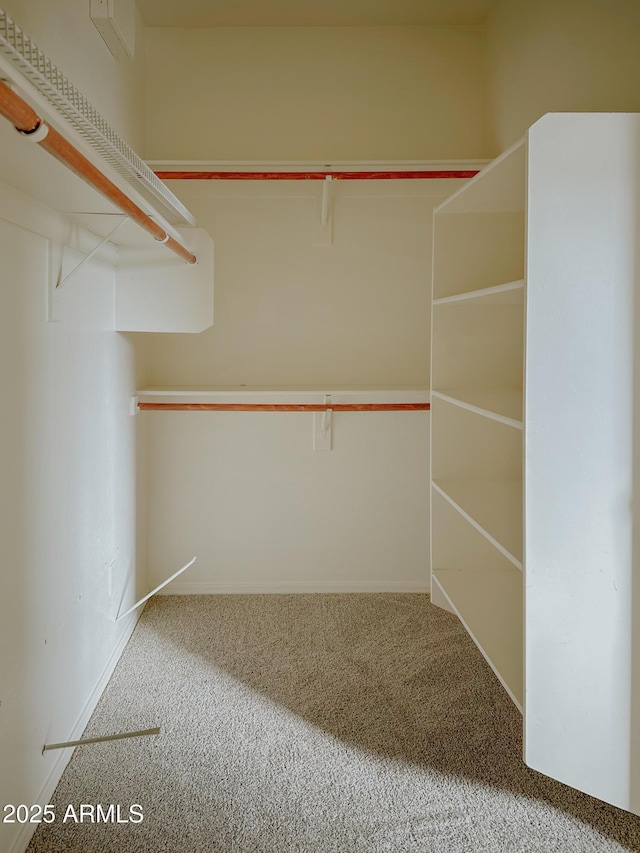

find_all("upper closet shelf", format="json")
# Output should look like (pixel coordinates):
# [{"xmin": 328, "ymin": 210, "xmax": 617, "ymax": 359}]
[{"xmin": 137, "ymin": 387, "xmax": 430, "ymax": 407}]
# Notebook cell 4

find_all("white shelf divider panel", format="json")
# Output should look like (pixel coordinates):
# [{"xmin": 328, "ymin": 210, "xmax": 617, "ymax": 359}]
[
  {"xmin": 431, "ymin": 394, "xmax": 522, "ymax": 567},
  {"xmin": 431, "ymin": 390, "xmax": 523, "ymax": 428},
  {"xmin": 431, "ymin": 395, "xmax": 522, "ymax": 481},
  {"xmin": 432, "ymin": 480, "xmax": 522, "ymax": 568},
  {"xmin": 524, "ymin": 112, "xmax": 640, "ymax": 816},
  {"xmin": 431, "ymin": 489, "xmax": 523, "ymax": 709}
]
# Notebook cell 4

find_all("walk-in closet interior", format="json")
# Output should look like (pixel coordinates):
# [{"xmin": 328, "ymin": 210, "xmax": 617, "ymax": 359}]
[{"xmin": 1, "ymin": 1, "xmax": 640, "ymax": 851}]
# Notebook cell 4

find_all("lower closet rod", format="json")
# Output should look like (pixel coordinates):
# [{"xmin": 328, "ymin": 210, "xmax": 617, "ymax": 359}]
[{"xmin": 138, "ymin": 403, "xmax": 431, "ymax": 412}]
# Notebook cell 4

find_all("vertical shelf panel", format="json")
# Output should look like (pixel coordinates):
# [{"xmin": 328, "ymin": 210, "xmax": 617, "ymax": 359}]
[
  {"xmin": 430, "ymin": 135, "xmax": 525, "ymax": 717},
  {"xmin": 432, "ymin": 111, "xmax": 640, "ymax": 818},
  {"xmin": 524, "ymin": 112, "xmax": 640, "ymax": 816}
]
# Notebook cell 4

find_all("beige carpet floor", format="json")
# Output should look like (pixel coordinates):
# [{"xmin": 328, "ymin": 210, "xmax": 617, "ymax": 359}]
[{"xmin": 27, "ymin": 594, "xmax": 640, "ymax": 852}]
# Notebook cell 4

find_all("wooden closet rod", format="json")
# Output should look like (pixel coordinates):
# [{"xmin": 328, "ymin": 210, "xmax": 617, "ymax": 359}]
[
  {"xmin": 138, "ymin": 403, "xmax": 431, "ymax": 412},
  {"xmin": 0, "ymin": 81, "xmax": 197, "ymax": 265}
]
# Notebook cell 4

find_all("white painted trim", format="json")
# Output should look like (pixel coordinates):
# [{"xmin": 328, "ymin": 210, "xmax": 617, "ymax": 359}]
[
  {"xmin": 158, "ymin": 580, "xmax": 430, "ymax": 595},
  {"xmin": 8, "ymin": 609, "xmax": 142, "ymax": 853}
]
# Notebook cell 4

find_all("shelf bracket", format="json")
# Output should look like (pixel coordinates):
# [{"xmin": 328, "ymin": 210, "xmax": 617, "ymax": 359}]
[
  {"xmin": 57, "ymin": 217, "xmax": 127, "ymax": 289},
  {"xmin": 314, "ymin": 175, "xmax": 333, "ymax": 246},
  {"xmin": 314, "ymin": 394, "xmax": 333, "ymax": 451}
]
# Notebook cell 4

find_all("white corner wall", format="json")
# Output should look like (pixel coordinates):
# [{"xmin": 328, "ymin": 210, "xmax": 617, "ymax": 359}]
[
  {"xmin": 0, "ymin": 4, "xmax": 149, "ymax": 852},
  {"xmin": 0, "ymin": 187, "xmax": 150, "ymax": 853},
  {"xmin": 484, "ymin": 0, "xmax": 640, "ymax": 153},
  {"xmin": 145, "ymin": 26, "xmax": 489, "ymax": 161}
]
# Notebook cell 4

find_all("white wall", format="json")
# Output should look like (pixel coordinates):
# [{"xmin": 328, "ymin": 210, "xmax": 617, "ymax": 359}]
[
  {"xmin": 484, "ymin": 0, "xmax": 640, "ymax": 154},
  {"xmin": 148, "ymin": 408, "xmax": 430, "ymax": 593},
  {"xmin": 0, "ymin": 187, "xmax": 149, "ymax": 853},
  {"xmin": 147, "ymin": 180, "xmax": 463, "ymax": 387},
  {"xmin": 0, "ymin": 5, "xmax": 149, "ymax": 852},
  {"xmin": 140, "ymin": 21, "xmax": 482, "ymax": 593},
  {"xmin": 144, "ymin": 179, "xmax": 461, "ymax": 592},
  {"xmin": 145, "ymin": 25, "xmax": 488, "ymax": 161}
]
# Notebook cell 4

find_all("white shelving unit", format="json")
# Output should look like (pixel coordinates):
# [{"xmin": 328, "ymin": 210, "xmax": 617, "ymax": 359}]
[
  {"xmin": 430, "ymin": 135, "xmax": 525, "ymax": 711},
  {"xmin": 430, "ymin": 113, "xmax": 640, "ymax": 817}
]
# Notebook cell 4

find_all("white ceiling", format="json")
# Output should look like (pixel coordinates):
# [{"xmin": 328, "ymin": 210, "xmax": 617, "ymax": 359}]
[{"xmin": 136, "ymin": 0, "xmax": 498, "ymax": 28}]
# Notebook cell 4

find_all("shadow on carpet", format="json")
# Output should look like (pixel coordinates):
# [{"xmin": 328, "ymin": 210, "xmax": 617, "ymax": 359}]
[{"xmin": 27, "ymin": 594, "xmax": 640, "ymax": 853}]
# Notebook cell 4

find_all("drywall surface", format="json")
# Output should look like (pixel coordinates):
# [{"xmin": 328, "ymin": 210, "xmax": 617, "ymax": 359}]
[
  {"xmin": 1, "ymin": 0, "xmax": 146, "ymax": 150},
  {"xmin": 147, "ymin": 408, "xmax": 430, "ymax": 593},
  {"xmin": 484, "ymin": 0, "xmax": 640, "ymax": 153},
  {"xmin": 148, "ymin": 180, "xmax": 462, "ymax": 387},
  {"xmin": 0, "ymin": 186, "xmax": 149, "ymax": 853},
  {"xmin": 145, "ymin": 26, "xmax": 488, "ymax": 160},
  {"xmin": 0, "ymin": 5, "xmax": 148, "ymax": 848},
  {"xmin": 144, "ymin": 179, "xmax": 445, "ymax": 594}
]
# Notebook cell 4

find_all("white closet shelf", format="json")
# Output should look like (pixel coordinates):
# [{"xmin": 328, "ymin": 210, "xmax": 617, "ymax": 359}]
[
  {"xmin": 137, "ymin": 386, "xmax": 430, "ymax": 405},
  {"xmin": 431, "ymin": 390, "xmax": 522, "ymax": 428},
  {"xmin": 432, "ymin": 568, "xmax": 523, "ymax": 710},
  {"xmin": 433, "ymin": 280, "xmax": 524, "ymax": 306},
  {"xmin": 432, "ymin": 480, "xmax": 523, "ymax": 569}
]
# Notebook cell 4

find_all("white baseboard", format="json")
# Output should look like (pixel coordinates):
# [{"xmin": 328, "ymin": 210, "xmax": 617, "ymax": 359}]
[
  {"xmin": 9, "ymin": 609, "xmax": 142, "ymax": 853},
  {"xmin": 158, "ymin": 580, "xmax": 429, "ymax": 595}
]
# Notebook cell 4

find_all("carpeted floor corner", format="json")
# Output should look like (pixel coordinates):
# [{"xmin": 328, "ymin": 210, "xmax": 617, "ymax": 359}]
[{"xmin": 27, "ymin": 594, "xmax": 640, "ymax": 852}]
